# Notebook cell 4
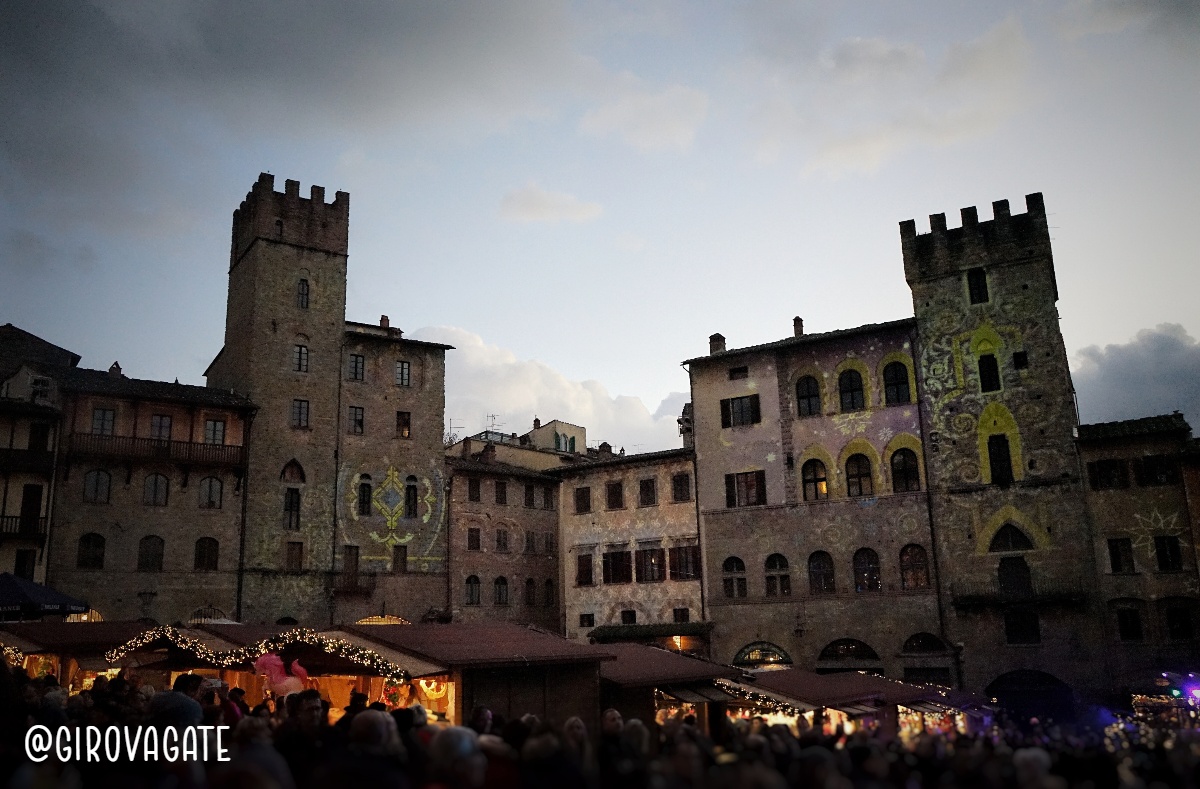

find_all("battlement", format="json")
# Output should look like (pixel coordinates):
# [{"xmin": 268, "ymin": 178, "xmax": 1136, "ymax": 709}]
[
  {"xmin": 230, "ymin": 173, "xmax": 349, "ymax": 266},
  {"xmin": 900, "ymin": 193, "xmax": 1050, "ymax": 284}
]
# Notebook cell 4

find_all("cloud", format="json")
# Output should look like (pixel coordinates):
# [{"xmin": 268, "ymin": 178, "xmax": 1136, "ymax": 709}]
[
  {"xmin": 499, "ymin": 183, "xmax": 604, "ymax": 223},
  {"xmin": 410, "ymin": 326, "xmax": 687, "ymax": 452},
  {"xmin": 1072, "ymin": 324, "xmax": 1200, "ymax": 429},
  {"xmin": 579, "ymin": 74, "xmax": 708, "ymax": 152},
  {"xmin": 0, "ymin": 230, "xmax": 95, "ymax": 274},
  {"xmin": 1058, "ymin": 0, "xmax": 1200, "ymax": 48},
  {"xmin": 745, "ymin": 16, "xmax": 1034, "ymax": 174}
]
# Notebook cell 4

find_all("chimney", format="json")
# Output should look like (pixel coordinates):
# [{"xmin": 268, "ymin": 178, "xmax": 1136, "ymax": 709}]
[
  {"xmin": 108, "ymin": 362, "xmax": 122, "ymax": 378},
  {"xmin": 460, "ymin": 437, "xmax": 472, "ymax": 458},
  {"xmin": 793, "ymin": 317, "xmax": 804, "ymax": 337},
  {"xmin": 533, "ymin": 417, "xmax": 541, "ymax": 430},
  {"xmin": 481, "ymin": 443, "xmax": 497, "ymax": 463},
  {"xmin": 380, "ymin": 315, "xmax": 389, "ymax": 328},
  {"xmin": 709, "ymin": 333, "xmax": 726, "ymax": 355},
  {"xmin": 598, "ymin": 442, "xmax": 613, "ymax": 458}
]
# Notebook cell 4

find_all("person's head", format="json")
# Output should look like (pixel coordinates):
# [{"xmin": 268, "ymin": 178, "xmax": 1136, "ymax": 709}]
[
  {"xmin": 229, "ymin": 688, "xmax": 246, "ymax": 703},
  {"xmin": 428, "ymin": 727, "xmax": 486, "ymax": 788},
  {"xmin": 295, "ymin": 689, "xmax": 324, "ymax": 732},
  {"xmin": 345, "ymin": 690, "xmax": 369, "ymax": 713},
  {"xmin": 172, "ymin": 673, "xmax": 204, "ymax": 700},
  {"xmin": 233, "ymin": 716, "xmax": 274, "ymax": 747},
  {"xmin": 563, "ymin": 716, "xmax": 587, "ymax": 745},
  {"xmin": 469, "ymin": 704, "xmax": 493, "ymax": 734},
  {"xmin": 622, "ymin": 718, "xmax": 650, "ymax": 757},
  {"xmin": 392, "ymin": 706, "xmax": 415, "ymax": 733},
  {"xmin": 409, "ymin": 703, "xmax": 428, "ymax": 727},
  {"xmin": 601, "ymin": 708, "xmax": 623, "ymax": 736}
]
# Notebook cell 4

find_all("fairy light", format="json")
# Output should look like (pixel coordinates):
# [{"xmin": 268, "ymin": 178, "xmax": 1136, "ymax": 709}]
[
  {"xmin": 103, "ymin": 626, "xmax": 411, "ymax": 683},
  {"xmin": 2, "ymin": 644, "xmax": 25, "ymax": 665},
  {"xmin": 715, "ymin": 680, "xmax": 807, "ymax": 717}
]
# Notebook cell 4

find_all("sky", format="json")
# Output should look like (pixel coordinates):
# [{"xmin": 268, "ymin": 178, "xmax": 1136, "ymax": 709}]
[{"xmin": 2, "ymin": 0, "xmax": 1198, "ymax": 452}]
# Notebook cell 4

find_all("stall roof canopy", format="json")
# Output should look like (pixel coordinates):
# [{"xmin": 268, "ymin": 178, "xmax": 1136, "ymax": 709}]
[
  {"xmin": 0, "ymin": 622, "xmax": 152, "ymax": 657},
  {"xmin": 0, "ymin": 574, "xmax": 88, "ymax": 616},
  {"xmin": 587, "ymin": 622, "xmax": 714, "ymax": 643},
  {"xmin": 599, "ymin": 643, "xmax": 742, "ymax": 688},
  {"xmin": 190, "ymin": 623, "xmax": 288, "ymax": 647},
  {"xmin": 744, "ymin": 669, "xmax": 972, "ymax": 712},
  {"xmin": 342, "ymin": 623, "xmax": 616, "ymax": 669}
]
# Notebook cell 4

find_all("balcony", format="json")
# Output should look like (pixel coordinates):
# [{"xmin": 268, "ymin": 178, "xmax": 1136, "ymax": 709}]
[
  {"xmin": 69, "ymin": 433, "xmax": 246, "ymax": 467},
  {"xmin": 950, "ymin": 578, "xmax": 1087, "ymax": 609},
  {"xmin": 0, "ymin": 448, "xmax": 54, "ymax": 474},
  {"xmin": 0, "ymin": 516, "xmax": 47, "ymax": 545},
  {"xmin": 328, "ymin": 571, "xmax": 377, "ymax": 596}
]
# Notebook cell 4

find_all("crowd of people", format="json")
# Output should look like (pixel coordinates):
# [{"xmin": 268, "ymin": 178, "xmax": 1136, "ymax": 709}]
[{"xmin": 2, "ymin": 664, "xmax": 1199, "ymax": 789}]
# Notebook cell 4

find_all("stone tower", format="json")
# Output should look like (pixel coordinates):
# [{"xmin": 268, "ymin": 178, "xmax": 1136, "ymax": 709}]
[
  {"xmin": 206, "ymin": 173, "xmax": 350, "ymax": 624},
  {"xmin": 902, "ymin": 194, "xmax": 1101, "ymax": 714}
]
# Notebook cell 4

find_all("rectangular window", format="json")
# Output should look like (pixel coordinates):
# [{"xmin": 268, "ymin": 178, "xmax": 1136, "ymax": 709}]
[
  {"xmin": 1107, "ymin": 538, "xmax": 1135, "ymax": 574},
  {"xmin": 467, "ymin": 528, "xmax": 481, "ymax": 551},
  {"xmin": 967, "ymin": 267, "xmax": 989, "ymax": 304},
  {"xmin": 296, "ymin": 279, "xmax": 309, "ymax": 309},
  {"xmin": 602, "ymin": 551, "xmax": 633, "ymax": 584},
  {"xmin": 728, "ymin": 366, "xmax": 748, "ymax": 380},
  {"xmin": 1004, "ymin": 609, "xmax": 1040, "ymax": 644},
  {"xmin": 579, "ymin": 613, "xmax": 595, "ymax": 628},
  {"xmin": 725, "ymin": 470, "xmax": 766, "ymax": 507},
  {"xmin": 1166, "ymin": 606, "xmax": 1195, "ymax": 641},
  {"xmin": 988, "ymin": 435, "xmax": 1014, "ymax": 486},
  {"xmin": 1116, "ymin": 609, "xmax": 1144, "ymax": 642},
  {"xmin": 348, "ymin": 354, "xmax": 364, "ymax": 381},
  {"xmin": 291, "ymin": 400, "xmax": 310, "ymax": 429},
  {"xmin": 92, "ymin": 408, "xmax": 115, "ymax": 436},
  {"xmin": 496, "ymin": 530, "xmax": 509, "ymax": 552},
  {"xmin": 283, "ymin": 488, "xmax": 301, "ymax": 530},
  {"xmin": 150, "ymin": 414, "xmax": 172, "ymax": 441},
  {"xmin": 638, "ymin": 478, "xmax": 657, "ymax": 507},
  {"xmin": 669, "ymin": 545, "xmax": 702, "ymax": 581},
  {"xmin": 14, "ymin": 549, "xmax": 36, "ymax": 581},
  {"xmin": 494, "ymin": 480, "xmax": 507, "ymax": 505},
  {"xmin": 392, "ymin": 544, "xmax": 408, "ymax": 574},
  {"xmin": 542, "ymin": 485, "xmax": 554, "ymax": 510},
  {"xmin": 576, "ymin": 554, "xmax": 594, "ymax": 586},
  {"xmin": 525, "ymin": 531, "xmax": 537, "ymax": 554},
  {"xmin": 621, "ymin": 609, "xmax": 637, "ymax": 625},
  {"xmin": 1087, "ymin": 459, "xmax": 1130, "ymax": 490},
  {"xmin": 395, "ymin": 361, "xmax": 411, "ymax": 387},
  {"xmin": 396, "ymin": 411, "xmax": 411, "ymax": 438},
  {"xmin": 574, "ymin": 486, "xmax": 591, "ymax": 514},
  {"xmin": 606, "ymin": 481, "xmax": 624, "ymax": 510},
  {"xmin": 673, "ymin": 607, "xmax": 690, "ymax": 623},
  {"xmin": 1155, "ymin": 536, "xmax": 1183, "ymax": 572},
  {"xmin": 1012, "ymin": 351, "xmax": 1029, "ymax": 370},
  {"xmin": 978, "ymin": 354, "xmax": 1001, "ymax": 392},
  {"xmin": 524, "ymin": 484, "xmax": 536, "ymax": 508},
  {"xmin": 635, "ymin": 548, "xmax": 665, "ymax": 583},
  {"xmin": 204, "ymin": 419, "xmax": 226, "ymax": 445},
  {"xmin": 720, "ymin": 394, "xmax": 761, "ymax": 428},
  {"xmin": 348, "ymin": 406, "xmax": 364, "ymax": 435},
  {"xmin": 545, "ymin": 533, "xmax": 556, "ymax": 554},
  {"xmin": 294, "ymin": 345, "xmax": 309, "ymax": 372},
  {"xmin": 1134, "ymin": 455, "xmax": 1180, "ymax": 486},
  {"xmin": 672, "ymin": 472, "xmax": 691, "ymax": 502},
  {"xmin": 285, "ymin": 541, "xmax": 304, "ymax": 572},
  {"xmin": 468, "ymin": 478, "xmax": 480, "ymax": 502}
]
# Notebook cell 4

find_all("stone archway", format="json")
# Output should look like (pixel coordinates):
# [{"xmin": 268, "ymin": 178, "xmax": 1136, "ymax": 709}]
[{"xmin": 986, "ymin": 669, "xmax": 1074, "ymax": 723}]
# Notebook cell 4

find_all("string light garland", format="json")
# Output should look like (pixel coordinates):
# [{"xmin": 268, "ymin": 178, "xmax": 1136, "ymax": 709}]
[
  {"xmin": 714, "ymin": 680, "xmax": 808, "ymax": 717},
  {"xmin": 103, "ymin": 626, "xmax": 411, "ymax": 683},
  {"xmin": 2, "ymin": 644, "xmax": 25, "ymax": 666}
]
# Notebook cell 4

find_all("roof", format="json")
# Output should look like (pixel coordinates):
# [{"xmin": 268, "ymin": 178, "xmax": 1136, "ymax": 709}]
[
  {"xmin": 682, "ymin": 318, "xmax": 916, "ymax": 366},
  {"xmin": 189, "ymin": 623, "xmax": 287, "ymax": 647},
  {"xmin": 598, "ymin": 643, "xmax": 740, "ymax": 687},
  {"xmin": 445, "ymin": 456, "xmax": 558, "ymax": 482},
  {"xmin": 743, "ymin": 668, "xmax": 984, "ymax": 712},
  {"xmin": 344, "ymin": 322, "xmax": 454, "ymax": 350},
  {"xmin": 552, "ymin": 447, "xmax": 693, "ymax": 476},
  {"xmin": 0, "ymin": 574, "xmax": 88, "ymax": 615},
  {"xmin": 1077, "ymin": 413, "xmax": 1192, "ymax": 442},
  {"xmin": 0, "ymin": 622, "xmax": 154, "ymax": 656},
  {"xmin": 0, "ymin": 324, "xmax": 81, "ymax": 379},
  {"xmin": 587, "ymin": 622, "xmax": 714, "ymax": 643},
  {"xmin": 341, "ymin": 622, "xmax": 615, "ymax": 669},
  {"xmin": 56, "ymin": 367, "xmax": 255, "ymax": 410}
]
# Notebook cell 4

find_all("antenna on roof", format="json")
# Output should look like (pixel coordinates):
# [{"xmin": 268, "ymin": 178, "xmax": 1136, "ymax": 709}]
[{"xmin": 486, "ymin": 413, "xmax": 505, "ymax": 432}]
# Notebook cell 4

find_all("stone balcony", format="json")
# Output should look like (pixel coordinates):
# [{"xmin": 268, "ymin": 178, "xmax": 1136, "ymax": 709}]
[{"xmin": 68, "ymin": 433, "xmax": 246, "ymax": 467}]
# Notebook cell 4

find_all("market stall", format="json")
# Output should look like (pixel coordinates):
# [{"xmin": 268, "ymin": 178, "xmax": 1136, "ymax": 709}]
[{"xmin": 0, "ymin": 621, "xmax": 152, "ymax": 692}]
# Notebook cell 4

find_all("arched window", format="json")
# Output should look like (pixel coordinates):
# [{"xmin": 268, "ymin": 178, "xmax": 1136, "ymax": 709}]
[
  {"xmin": 357, "ymin": 476, "xmax": 372, "ymax": 517},
  {"xmin": 465, "ymin": 575, "xmax": 481, "ymax": 606},
  {"xmin": 496, "ymin": 529, "xmax": 509, "ymax": 552},
  {"xmin": 891, "ymin": 449, "xmax": 921, "ymax": 492},
  {"xmin": 883, "ymin": 362, "xmax": 911, "ymax": 405},
  {"xmin": 732, "ymin": 641, "xmax": 793, "ymax": 667},
  {"xmin": 818, "ymin": 639, "xmax": 880, "ymax": 661},
  {"xmin": 194, "ymin": 537, "xmax": 219, "ymax": 571},
  {"xmin": 276, "ymin": 617, "xmax": 300, "ymax": 626},
  {"xmin": 902, "ymin": 633, "xmax": 947, "ymax": 653},
  {"xmin": 808, "ymin": 551, "xmax": 835, "ymax": 594},
  {"xmin": 296, "ymin": 278, "xmax": 310, "ymax": 309},
  {"xmin": 838, "ymin": 369, "xmax": 865, "ymax": 412},
  {"xmin": 137, "ymin": 535, "xmax": 164, "ymax": 572},
  {"xmin": 722, "ymin": 556, "xmax": 747, "ymax": 598},
  {"xmin": 998, "ymin": 557, "xmax": 1033, "ymax": 598},
  {"xmin": 845, "ymin": 454, "xmax": 873, "ymax": 497},
  {"xmin": 853, "ymin": 548, "xmax": 881, "ymax": 592},
  {"xmin": 801, "ymin": 459, "xmax": 828, "ymax": 501},
  {"xmin": 199, "ymin": 476, "xmax": 222, "ymax": 509},
  {"xmin": 765, "ymin": 554, "xmax": 791, "ymax": 596},
  {"xmin": 281, "ymin": 460, "xmax": 306, "ymax": 483},
  {"xmin": 404, "ymin": 475, "xmax": 418, "ymax": 519},
  {"xmin": 989, "ymin": 524, "xmax": 1033, "ymax": 552},
  {"xmin": 796, "ymin": 376, "xmax": 821, "ymax": 417},
  {"xmin": 899, "ymin": 544, "xmax": 930, "ymax": 590},
  {"xmin": 494, "ymin": 576, "xmax": 509, "ymax": 606},
  {"xmin": 143, "ymin": 473, "xmax": 169, "ymax": 506},
  {"xmin": 77, "ymin": 533, "xmax": 105, "ymax": 570},
  {"xmin": 525, "ymin": 578, "xmax": 537, "ymax": 606},
  {"xmin": 544, "ymin": 579, "xmax": 555, "ymax": 608},
  {"xmin": 83, "ymin": 470, "xmax": 110, "ymax": 504}
]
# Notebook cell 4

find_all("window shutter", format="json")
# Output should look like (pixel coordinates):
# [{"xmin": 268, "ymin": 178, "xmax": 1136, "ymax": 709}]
[
  {"xmin": 749, "ymin": 395, "xmax": 761, "ymax": 424},
  {"xmin": 754, "ymin": 470, "xmax": 767, "ymax": 504},
  {"xmin": 720, "ymin": 399, "xmax": 732, "ymax": 428},
  {"xmin": 1086, "ymin": 462, "xmax": 1099, "ymax": 491},
  {"xmin": 725, "ymin": 474, "xmax": 736, "ymax": 508}
]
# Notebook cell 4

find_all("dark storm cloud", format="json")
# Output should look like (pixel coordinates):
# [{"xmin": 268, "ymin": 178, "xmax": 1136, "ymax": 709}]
[
  {"xmin": 0, "ymin": 0, "xmax": 578, "ymax": 221},
  {"xmin": 1072, "ymin": 324, "xmax": 1200, "ymax": 430}
]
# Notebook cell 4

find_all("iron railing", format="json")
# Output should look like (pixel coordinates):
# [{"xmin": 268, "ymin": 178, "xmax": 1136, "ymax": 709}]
[{"xmin": 69, "ymin": 433, "xmax": 246, "ymax": 466}]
